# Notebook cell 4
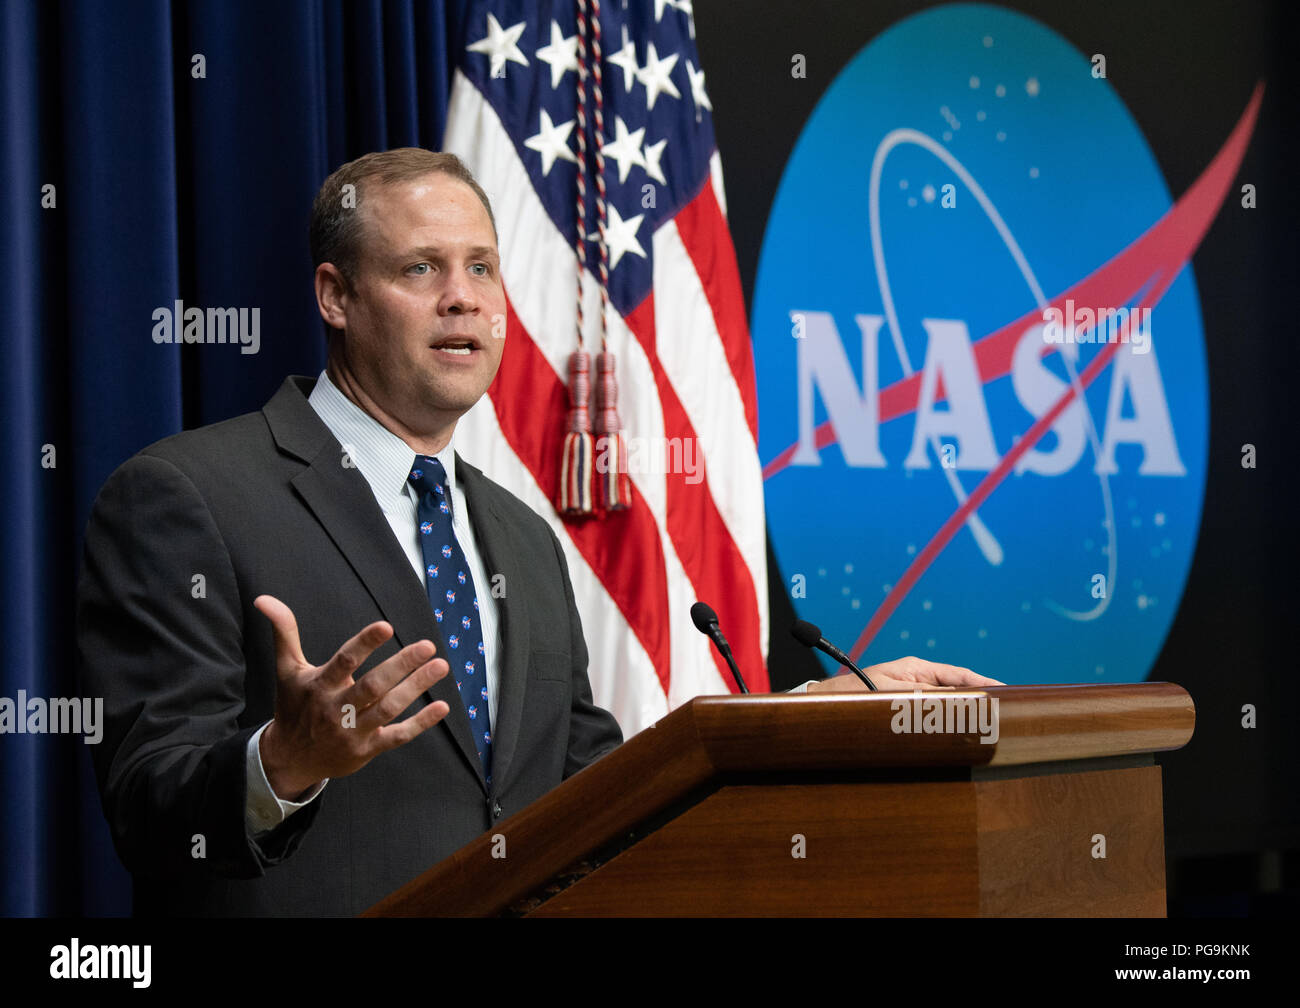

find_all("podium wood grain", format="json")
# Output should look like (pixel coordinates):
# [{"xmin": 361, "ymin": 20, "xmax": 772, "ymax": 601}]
[{"xmin": 365, "ymin": 684, "xmax": 1192, "ymax": 916}]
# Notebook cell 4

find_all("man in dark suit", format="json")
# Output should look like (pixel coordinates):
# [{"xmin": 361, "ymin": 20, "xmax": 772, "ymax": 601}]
[
  {"xmin": 78, "ymin": 149, "xmax": 622, "ymax": 915},
  {"xmin": 78, "ymin": 148, "xmax": 994, "ymax": 916}
]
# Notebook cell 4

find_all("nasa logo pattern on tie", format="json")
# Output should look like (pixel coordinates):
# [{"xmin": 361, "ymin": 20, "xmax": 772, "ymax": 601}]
[{"xmin": 408, "ymin": 455, "xmax": 493, "ymax": 784}]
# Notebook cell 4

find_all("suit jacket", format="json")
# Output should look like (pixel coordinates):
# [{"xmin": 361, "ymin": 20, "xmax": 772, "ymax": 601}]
[{"xmin": 77, "ymin": 375, "xmax": 623, "ymax": 916}]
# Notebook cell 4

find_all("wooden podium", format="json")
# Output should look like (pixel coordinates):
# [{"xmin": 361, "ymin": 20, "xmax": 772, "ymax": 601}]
[{"xmin": 365, "ymin": 683, "xmax": 1194, "ymax": 917}]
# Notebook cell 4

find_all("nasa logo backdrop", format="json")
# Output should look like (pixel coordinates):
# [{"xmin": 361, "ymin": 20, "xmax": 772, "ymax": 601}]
[{"xmin": 754, "ymin": 3, "xmax": 1213, "ymax": 683}]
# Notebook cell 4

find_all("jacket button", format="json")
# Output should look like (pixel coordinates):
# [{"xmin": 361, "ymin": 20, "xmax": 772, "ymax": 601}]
[{"xmin": 492, "ymin": 800, "xmax": 503, "ymax": 819}]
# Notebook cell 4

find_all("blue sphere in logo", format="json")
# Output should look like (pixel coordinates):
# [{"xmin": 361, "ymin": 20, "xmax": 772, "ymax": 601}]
[{"xmin": 752, "ymin": 4, "xmax": 1207, "ymax": 684}]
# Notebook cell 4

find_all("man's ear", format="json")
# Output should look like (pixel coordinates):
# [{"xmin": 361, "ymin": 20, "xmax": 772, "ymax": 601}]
[{"xmin": 315, "ymin": 263, "xmax": 350, "ymax": 331}]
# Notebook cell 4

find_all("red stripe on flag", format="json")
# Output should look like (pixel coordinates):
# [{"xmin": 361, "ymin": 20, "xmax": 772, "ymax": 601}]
[
  {"xmin": 488, "ymin": 299, "xmax": 671, "ymax": 694},
  {"xmin": 623, "ymin": 296, "xmax": 770, "ymax": 694},
  {"xmin": 673, "ymin": 179, "xmax": 760, "ymax": 445}
]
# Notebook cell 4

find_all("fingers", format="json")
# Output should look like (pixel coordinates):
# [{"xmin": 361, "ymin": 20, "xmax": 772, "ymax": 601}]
[
  {"xmin": 319, "ymin": 620, "xmax": 397, "ymax": 686},
  {"xmin": 956, "ymin": 670, "xmax": 1004, "ymax": 686},
  {"xmin": 923, "ymin": 663, "xmax": 1004, "ymax": 687},
  {"xmin": 872, "ymin": 676, "xmax": 952, "ymax": 692},
  {"xmin": 254, "ymin": 595, "xmax": 309, "ymax": 673},
  {"xmin": 813, "ymin": 664, "xmax": 1003, "ymax": 693},
  {"xmin": 255, "ymin": 595, "xmax": 402, "ymax": 687},
  {"xmin": 373, "ymin": 697, "xmax": 451, "ymax": 751},
  {"xmin": 867, "ymin": 656, "xmax": 1003, "ymax": 688},
  {"xmin": 354, "ymin": 656, "xmax": 450, "ymax": 733},
  {"xmin": 346, "ymin": 639, "xmax": 437, "ymax": 709}
]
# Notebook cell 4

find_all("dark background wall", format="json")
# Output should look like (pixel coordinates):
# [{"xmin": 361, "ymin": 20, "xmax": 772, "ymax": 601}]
[{"xmin": 696, "ymin": 0, "xmax": 1297, "ymax": 914}]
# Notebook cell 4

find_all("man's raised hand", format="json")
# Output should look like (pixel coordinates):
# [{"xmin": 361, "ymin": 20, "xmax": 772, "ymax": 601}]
[{"xmin": 253, "ymin": 594, "xmax": 450, "ymax": 800}]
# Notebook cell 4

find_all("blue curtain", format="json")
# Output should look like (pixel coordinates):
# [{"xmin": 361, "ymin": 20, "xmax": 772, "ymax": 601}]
[{"xmin": 1, "ymin": 0, "xmax": 462, "ymax": 916}]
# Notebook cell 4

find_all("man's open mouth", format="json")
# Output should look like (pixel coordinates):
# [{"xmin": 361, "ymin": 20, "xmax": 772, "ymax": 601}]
[{"xmin": 431, "ymin": 336, "xmax": 480, "ymax": 356}]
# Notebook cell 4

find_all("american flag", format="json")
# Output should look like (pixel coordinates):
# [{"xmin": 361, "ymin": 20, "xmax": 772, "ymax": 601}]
[{"xmin": 445, "ymin": 0, "xmax": 769, "ymax": 733}]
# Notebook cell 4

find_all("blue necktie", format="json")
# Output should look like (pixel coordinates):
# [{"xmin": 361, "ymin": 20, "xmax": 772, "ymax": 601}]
[{"xmin": 408, "ymin": 456, "xmax": 492, "ymax": 784}]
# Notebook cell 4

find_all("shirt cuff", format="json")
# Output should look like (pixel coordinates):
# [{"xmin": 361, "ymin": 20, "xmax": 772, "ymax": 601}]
[
  {"xmin": 245, "ymin": 722, "xmax": 328, "ymax": 836},
  {"xmin": 785, "ymin": 680, "xmax": 816, "ymax": 694}
]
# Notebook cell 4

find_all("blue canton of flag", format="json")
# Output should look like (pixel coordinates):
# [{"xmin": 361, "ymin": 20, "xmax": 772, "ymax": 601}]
[{"xmin": 457, "ymin": 0, "xmax": 716, "ymax": 318}]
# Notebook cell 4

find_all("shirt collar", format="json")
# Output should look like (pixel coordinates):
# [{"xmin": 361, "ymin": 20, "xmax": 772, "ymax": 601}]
[{"xmin": 306, "ymin": 370, "xmax": 458, "ymax": 503}]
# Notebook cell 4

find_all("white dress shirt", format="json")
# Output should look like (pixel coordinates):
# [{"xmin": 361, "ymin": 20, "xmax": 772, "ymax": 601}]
[{"xmin": 245, "ymin": 371, "xmax": 503, "ymax": 835}]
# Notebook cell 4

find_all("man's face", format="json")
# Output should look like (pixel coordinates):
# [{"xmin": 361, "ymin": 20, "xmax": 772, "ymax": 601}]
[{"xmin": 334, "ymin": 173, "xmax": 506, "ymax": 435}]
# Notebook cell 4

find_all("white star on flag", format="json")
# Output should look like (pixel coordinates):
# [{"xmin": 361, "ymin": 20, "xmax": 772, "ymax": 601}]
[
  {"xmin": 600, "ymin": 116, "xmax": 647, "ymax": 183},
  {"xmin": 524, "ymin": 109, "xmax": 577, "ymax": 176},
  {"xmin": 636, "ymin": 42, "xmax": 681, "ymax": 110},
  {"xmin": 686, "ymin": 60, "xmax": 711, "ymax": 117},
  {"xmin": 642, "ymin": 137, "xmax": 668, "ymax": 185},
  {"xmin": 653, "ymin": 0, "xmax": 676, "ymax": 22},
  {"xmin": 467, "ymin": 13, "xmax": 528, "ymax": 79},
  {"xmin": 676, "ymin": 0, "xmax": 696, "ymax": 39},
  {"xmin": 607, "ymin": 25, "xmax": 639, "ymax": 93},
  {"xmin": 535, "ymin": 20, "xmax": 577, "ymax": 90},
  {"xmin": 602, "ymin": 203, "xmax": 647, "ymax": 270}
]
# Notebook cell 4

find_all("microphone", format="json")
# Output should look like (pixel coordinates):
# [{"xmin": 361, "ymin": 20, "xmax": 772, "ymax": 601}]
[
  {"xmin": 790, "ymin": 620, "xmax": 878, "ymax": 691},
  {"xmin": 690, "ymin": 601, "xmax": 750, "ymax": 694}
]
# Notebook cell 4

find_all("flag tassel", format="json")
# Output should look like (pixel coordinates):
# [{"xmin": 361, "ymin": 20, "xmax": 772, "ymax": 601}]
[
  {"xmin": 559, "ymin": 350, "xmax": 595, "ymax": 517},
  {"xmin": 594, "ymin": 350, "xmax": 630, "ymax": 511}
]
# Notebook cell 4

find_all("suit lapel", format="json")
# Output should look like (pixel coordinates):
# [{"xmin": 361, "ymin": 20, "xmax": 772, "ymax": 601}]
[
  {"xmin": 456, "ymin": 455, "xmax": 530, "ymax": 791},
  {"xmin": 263, "ymin": 377, "xmax": 486, "ymax": 785}
]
